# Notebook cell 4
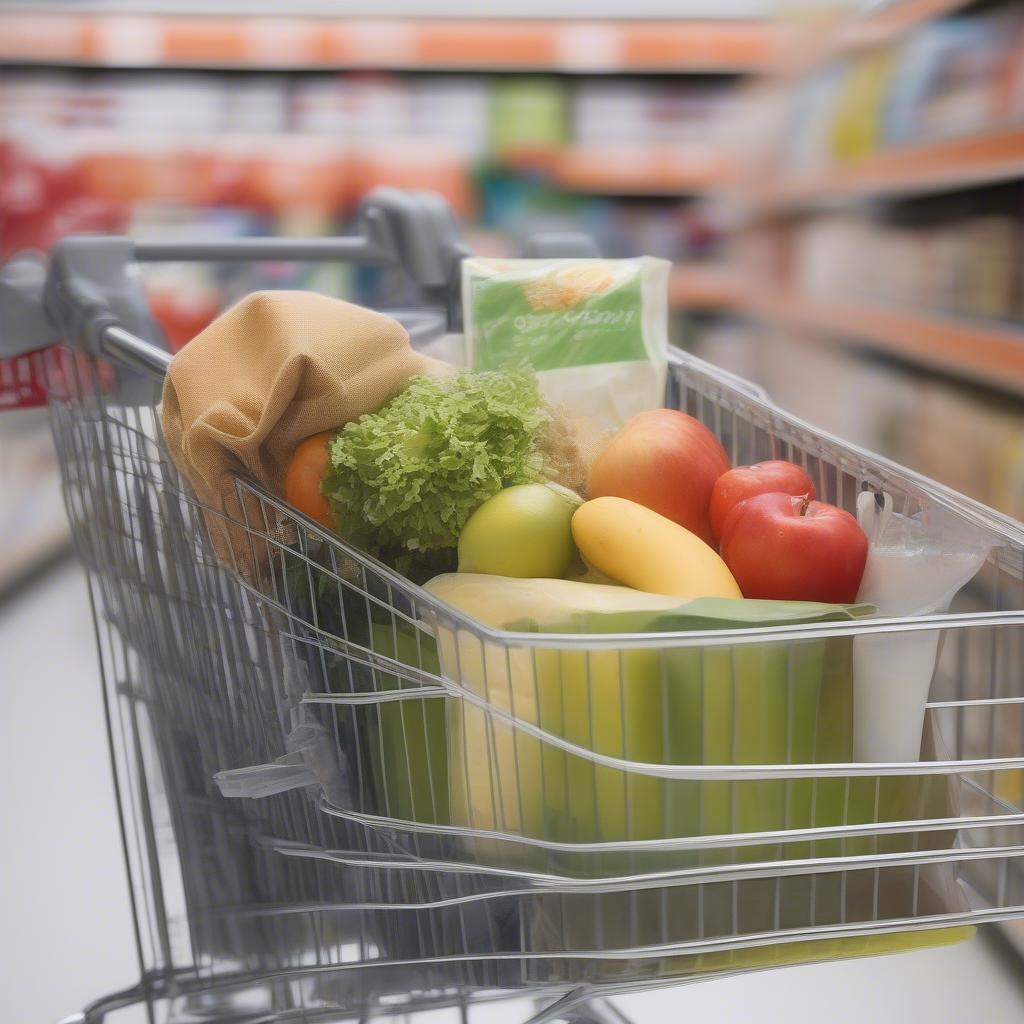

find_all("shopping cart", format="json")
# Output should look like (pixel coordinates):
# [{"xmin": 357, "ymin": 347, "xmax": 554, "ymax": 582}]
[{"xmin": 2, "ymin": 189, "xmax": 1024, "ymax": 1024}]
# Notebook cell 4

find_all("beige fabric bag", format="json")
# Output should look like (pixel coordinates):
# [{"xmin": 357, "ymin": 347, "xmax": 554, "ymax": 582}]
[{"xmin": 161, "ymin": 290, "xmax": 444, "ymax": 575}]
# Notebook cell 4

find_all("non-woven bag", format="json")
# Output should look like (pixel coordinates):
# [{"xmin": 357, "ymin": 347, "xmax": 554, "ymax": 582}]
[{"xmin": 161, "ymin": 290, "xmax": 447, "ymax": 576}]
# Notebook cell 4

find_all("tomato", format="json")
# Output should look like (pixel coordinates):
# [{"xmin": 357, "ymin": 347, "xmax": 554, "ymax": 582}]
[
  {"xmin": 284, "ymin": 431, "xmax": 336, "ymax": 531},
  {"xmin": 719, "ymin": 492, "xmax": 868, "ymax": 604},
  {"xmin": 709, "ymin": 460, "xmax": 816, "ymax": 543}
]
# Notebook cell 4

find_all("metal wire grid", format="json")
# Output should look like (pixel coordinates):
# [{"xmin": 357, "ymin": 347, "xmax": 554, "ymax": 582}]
[{"xmin": 42, "ymin": 336, "xmax": 1024, "ymax": 1022}]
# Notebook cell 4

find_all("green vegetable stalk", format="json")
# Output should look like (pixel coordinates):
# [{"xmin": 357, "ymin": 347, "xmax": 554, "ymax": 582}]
[{"xmin": 322, "ymin": 370, "xmax": 548, "ymax": 578}]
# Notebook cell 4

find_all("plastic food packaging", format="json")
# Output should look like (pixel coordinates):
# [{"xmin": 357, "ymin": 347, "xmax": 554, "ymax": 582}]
[
  {"xmin": 462, "ymin": 257, "xmax": 670, "ymax": 433},
  {"xmin": 853, "ymin": 491, "xmax": 993, "ymax": 762},
  {"xmin": 426, "ymin": 576, "xmax": 874, "ymax": 867}
]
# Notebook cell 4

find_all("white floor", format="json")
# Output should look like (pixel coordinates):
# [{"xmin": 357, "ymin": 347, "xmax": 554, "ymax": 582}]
[{"xmin": 2, "ymin": 560, "xmax": 1024, "ymax": 1024}]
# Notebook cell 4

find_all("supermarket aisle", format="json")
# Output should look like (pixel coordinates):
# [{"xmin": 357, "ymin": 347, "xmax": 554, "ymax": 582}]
[{"xmin": 3, "ymin": 560, "xmax": 1024, "ymax": 1024}]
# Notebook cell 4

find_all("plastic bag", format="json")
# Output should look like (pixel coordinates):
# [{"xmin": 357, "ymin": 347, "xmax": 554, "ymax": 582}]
[
  {"xmin": 853, "ymin": 491, "xmax": 993, "ymax": 762},
  {"xmin": 462, "ymin": 256, "xmax": 670, "ymax": 432}
]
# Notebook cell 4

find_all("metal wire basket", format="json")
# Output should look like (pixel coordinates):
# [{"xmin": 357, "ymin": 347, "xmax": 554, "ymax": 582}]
[{"xmin": 3, "ymin": 191, "xmax": 1024, "ymax": 1024}]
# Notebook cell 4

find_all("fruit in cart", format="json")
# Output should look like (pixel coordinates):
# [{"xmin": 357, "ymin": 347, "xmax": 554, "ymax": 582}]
[
  {"xmin": 709, "ymin": 460, "xmax": 817, "ymax": 543},
  {"xmin": 571, "ymin": 496, "xmax": 741, "ymax": 600},
  {"xmin": 457, "ymin": 482, "xmax": 581, "ymax": 579},
  {"xmin": 587, "ymin": 409, "xmax": 730, "ymax": 547},
  {"xmin": 284, "ymin": 431, "xmax": 337, "ymax": 531},
  {"xmin": 719, "ymin": 492, "xmax": 868, "ymax": 604}
]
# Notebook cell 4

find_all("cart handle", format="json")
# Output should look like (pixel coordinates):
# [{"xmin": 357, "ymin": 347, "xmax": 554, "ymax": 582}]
[{"xmin": 0, "ymin": 187, "xmax": 470, "ymax": 361}]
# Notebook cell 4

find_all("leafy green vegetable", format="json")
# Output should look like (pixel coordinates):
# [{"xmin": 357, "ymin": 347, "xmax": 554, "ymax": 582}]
[{"xmin": 322, "ymin": 370, "xmax": 548, "ymax": 575}]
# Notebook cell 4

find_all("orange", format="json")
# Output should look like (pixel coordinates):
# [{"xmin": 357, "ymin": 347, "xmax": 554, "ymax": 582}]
[{"xmin": 284, "ymin": 431, "xmax": 337, "ymax": 531}]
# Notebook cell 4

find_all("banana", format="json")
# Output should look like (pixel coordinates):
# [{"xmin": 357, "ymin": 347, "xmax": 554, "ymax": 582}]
[{"xmin": 572, "ymin": 495, "xmax": 742, "ymax": 600}]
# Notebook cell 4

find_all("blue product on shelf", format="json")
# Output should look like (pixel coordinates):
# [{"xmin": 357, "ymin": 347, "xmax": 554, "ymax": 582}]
[
  {"xmin": 882, "ymin": 16, "xmax": 1009, "ymax": 147},
  {"xmin": 785, "ymin": 66, "xmax": 845, "ymax": 175}
]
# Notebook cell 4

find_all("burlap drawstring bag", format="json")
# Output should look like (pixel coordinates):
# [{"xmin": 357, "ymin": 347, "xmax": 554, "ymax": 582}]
[{"xmin": 161, "ymin": 290, "xmax": 448, "ymax": 578}]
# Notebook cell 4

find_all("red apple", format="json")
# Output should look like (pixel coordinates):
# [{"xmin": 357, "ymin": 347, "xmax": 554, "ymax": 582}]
[
  {"xmin": 719, "ymin": 492, "xmax": 868, "ymax": 604},
  {"xmin": 709, "ymin": 460, "xmax": 816, "ymax": 542},
  {"xmin": 588, "ymin": 409, "xmax": 730, "ymax": 547}
]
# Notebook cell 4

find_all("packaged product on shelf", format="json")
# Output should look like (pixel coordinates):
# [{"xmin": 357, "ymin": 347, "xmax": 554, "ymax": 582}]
[
  {"xmin": 462, "ymin": 256, "xmax": 670, "ymax": 432},
  {"xmin": 957, "ymin": 215, "xmax": 1018, "ymax": 321},
  {"xmin": 994, "ymin": 8, "xmax": 1024, "ymax": 120},
  {"xmin": 489, "ymin": 77, "xmax": 567, "ymax": 159},
  {"xmin": 782, "ymin": 67, "xmax": 844, "ymax": 175},
  {"xmin": 883, "ymin": 15, "xmax": 1010, "ymax": 146},
  {"xmin": 829, "ymin": 47, "xmax": 897, "ymax": 164}
]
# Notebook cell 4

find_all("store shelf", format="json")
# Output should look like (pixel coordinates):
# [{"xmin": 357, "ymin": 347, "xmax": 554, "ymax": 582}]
[
  {"xmin": 553, "ymin": 145, "xmax": 729, "ymax": 194},
  {"xmin": 778, "ymin": 0, "xmax": 978, "ymax": 76},
  {"xmin": 668, "ymin": 263, "xmax": 740, "ymax": 310},
  {"xmin": 752, "ymin": 125, "xmax": 1024, "ymax": 210},
  {"xmin": 42, "ymin": 138, "xmax": 732, "ymax": 209},
  {"xmin": 0, "ymin": 13, "xmax": 782, "ymax": 72},
  {"xmin": 857, "ymin": 0, "xmax": 976, "ymax": 35},
  {"xmin": 748, "ymin": 293, "xmax": 1024, "ymax": 396}
]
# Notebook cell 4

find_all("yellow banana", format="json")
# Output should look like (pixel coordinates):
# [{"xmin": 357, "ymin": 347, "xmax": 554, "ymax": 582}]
[{"xmin": 572, "ymin": 496, "xmax": 741, "ymax": 600}]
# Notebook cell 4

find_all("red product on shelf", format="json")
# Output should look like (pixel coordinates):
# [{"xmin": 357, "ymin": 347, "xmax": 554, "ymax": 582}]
[{"xmin": 0, "ymin": 141, "xmax": 126, "ymax": 260}]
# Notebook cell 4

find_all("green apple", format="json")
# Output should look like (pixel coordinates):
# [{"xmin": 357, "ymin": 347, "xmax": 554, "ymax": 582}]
[{"xmin": 458, "ymin": 482, "xmax": 580, "ymax": 579}]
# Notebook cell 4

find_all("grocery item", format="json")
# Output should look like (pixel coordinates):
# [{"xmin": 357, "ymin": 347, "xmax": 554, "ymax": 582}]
[
  {"xmin": 162, "ymin": 290, "xmax": 445, "ymax": 575},
  {"xmin": 587, "ymin": 408, "xmax": 730, "ymax": 546},
  {"xmin": 829, "ymin": 46, "xmax": 898, "ymax": 163},
  {"xmin": 883, "ymin": 16, "xmax": 1009, "ymax": 146},
  {"xmin": 571, "ymin": 496, "xmax": 741, "ymax": 600},
  {"xmin": 490, "ymin": 76, "xmax": 567, "ymax": 158},
  {"xmin": 427, "ymin": 572, "xmax": 871, "ymax": 634},
  {"xmin": 283, "ymin": 431, "xmax": 336, "ymax": 530},
  {"xmin": 457, "ymin": 482, "xmax": 581, "ymax": 579},
  {"xmin": 463, "ymin": 256, "xmax": 670, "ymax": 433},
  {"xmin": 425, "ymin": 571, "xmax": 875, "ymax": 871},
  {"xmin": 322, "ymin": 369, "xmax": 548, "ymax": 578},
  {"xmin": 709, "ymin": 459, "xmax": 817, "ymax": 543},
  {"xmin": 426, "ymin": 573, "xmax": 683, "ymax": 626},
  {"xmin": 720, "ymin": 492, "xmax": 868, "ymax": 604},
  {"xmin": 853, "ymin": 491, "xmax": 992, "ymax": 762}
]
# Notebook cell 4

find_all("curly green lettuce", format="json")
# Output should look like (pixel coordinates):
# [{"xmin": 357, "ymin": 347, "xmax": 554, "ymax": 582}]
[{"xmin": 322, "ymin": 370, "xmax": 548, "ymax": 575}]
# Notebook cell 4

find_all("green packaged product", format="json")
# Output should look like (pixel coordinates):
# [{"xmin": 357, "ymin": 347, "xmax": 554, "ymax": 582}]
[{"xmin": 462, "ymin": 257, "xmax": 669, "ymax": 433}]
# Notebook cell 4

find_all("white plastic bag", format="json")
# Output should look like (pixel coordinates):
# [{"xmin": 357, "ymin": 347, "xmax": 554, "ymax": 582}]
[{"xmin": 853, "ymin": 491, "xmax": 992, "ymax": 762}]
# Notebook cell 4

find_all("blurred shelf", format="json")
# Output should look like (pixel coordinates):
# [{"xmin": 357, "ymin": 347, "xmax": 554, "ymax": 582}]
[
  {"xmin": 777, "ymin": 0, "xmax": 979, "ymax": 76},
  {"xmin": 553, "ymin": 145, "xmax": 729, "ymax": 194},
  {"xmin": 857, "ymin": 0, "xmax": 978, "ymax": 35},
  {"xmin": 751, "ymin": 125, "xmax": 1024, "ymax": 211},
  {"xmin": 748, "ymin": 293, "xmax": 1024, "ymax": 396},
  {"xmin": 0, "ymin": 13, "xmax": 782, "ymax": 72},
  {"xmin": 38, "ymin": 138, "xmax": 731, "ymax": 211},
  {"xmin": 668, "ymin": 263, "xmax": 740, "ymax": 310}
]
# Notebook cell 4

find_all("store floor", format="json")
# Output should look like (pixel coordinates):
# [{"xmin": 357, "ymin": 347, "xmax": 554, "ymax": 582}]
[{"xmin": 3, "ymin": 559, "xmax": 1024, "ymax": 1024}]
